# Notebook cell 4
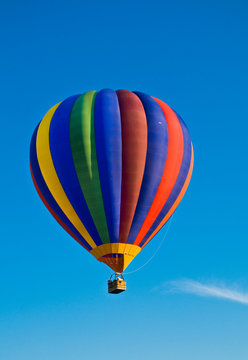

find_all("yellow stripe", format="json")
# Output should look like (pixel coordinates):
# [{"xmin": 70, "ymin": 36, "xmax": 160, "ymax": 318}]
[
  {"xmin": 36, "ymin": 103, "xmax": 97, "ymax": 249},
  {"xmin": 90, "ymin": 243, "xmax": 141, "ymax": 259}
]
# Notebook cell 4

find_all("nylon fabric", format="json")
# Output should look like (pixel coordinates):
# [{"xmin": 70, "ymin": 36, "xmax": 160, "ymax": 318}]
[
  {"xmin": 30, "ymin": 127, "xmax": 92, "ymax": 251},
  {"xmin": 126, "ymin": 92, "xmax": 168, "ymax": 244},
  {"xmin": 116, "ymin": 90, "xmax": 148, "ymax": 243},
  {"xmin": 69, "ymin": 91, "xmax": 110, "ymax": 243},
  {"xmin": 36, "ymin": 103, "xmax": 97, "ymax": 249},
  {"xmin": 49, "ymin": 95, "xmax": 103, "ymax": 246},
  {"xmin": 30, "ymin": 167, "xmax": 90, "ymax": 252},
  {"xmin": 30, "ymin": 89, "xmax": 194, "ymax": 273},
  {"xmin": 134, "ymin": 99, "xmax": 184, "ymax": 246},
  {"xmin": 142, "ymin": 147, "xmax": 194, "ymax": 248},
  {"xmin": 139, "ymin": 107, "xmax": 192, "ymax": 247},
  {"xmin": 94, "ymin": 89, "xmax": 122, "ymax": 243}
]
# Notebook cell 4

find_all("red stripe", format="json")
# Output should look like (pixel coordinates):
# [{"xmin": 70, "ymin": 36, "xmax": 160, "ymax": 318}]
[
  {"xmin": 116, "ymin": 90, "xmax": 148, "ymax": 243},
  {"xmin": 134, "ymin": 98, "xmax": 184, "ymax": 246},
  {"xmin": 30, "ymin": 163, "xmax": 89, "ymax": 252}
]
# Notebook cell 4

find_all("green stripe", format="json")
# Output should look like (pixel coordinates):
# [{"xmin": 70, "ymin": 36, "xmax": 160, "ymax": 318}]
[{"xmin": 70, "ymin": 91, "xmax": 110, "ymax": 244}]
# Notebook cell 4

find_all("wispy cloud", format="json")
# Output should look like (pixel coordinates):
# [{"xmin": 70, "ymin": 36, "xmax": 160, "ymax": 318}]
[{"xmin": 161, "ymin": 279, "xmax": 248, "ymax": 305}]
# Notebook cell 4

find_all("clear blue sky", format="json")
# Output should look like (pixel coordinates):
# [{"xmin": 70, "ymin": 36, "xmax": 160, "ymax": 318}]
[{"xmin": 1, "ymin": 0, "xmax": 248, "ymax": 359}]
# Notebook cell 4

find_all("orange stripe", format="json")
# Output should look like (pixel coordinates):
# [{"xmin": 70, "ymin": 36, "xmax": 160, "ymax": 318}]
[
  {"xmin": 30, "ymin": 164, "xmax": 89, "ymax": 252},
  {"xmin": 141, "ymin": 146, "xmax": 194, "ymax": 248},
  {"xmin": 134, "ymin": 98, "xmax": 184, "ymax": 246}
]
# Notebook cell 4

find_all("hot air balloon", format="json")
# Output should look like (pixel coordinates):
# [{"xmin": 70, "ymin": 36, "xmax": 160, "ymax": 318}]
[{"xmin": 30, "ymin": 89, "xmax": 193, "ymax": 294}]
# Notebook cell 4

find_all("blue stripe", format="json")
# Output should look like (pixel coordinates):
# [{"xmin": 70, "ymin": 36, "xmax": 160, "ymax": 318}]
[
  {"xmin": 126, "ymin": 92, "xmax": 168, "ymax": 244},
  {"xmin": 30, "ymin": 124, "xmax": 92, "ymax": 251},
  {"xmin": 94, "ymin": 89, "xmax": 122, "ymax": 243},
  {"xmin": 49, "ymin": 95, "xmax": 103, "ymax": 246},
  {"xmin": 139, "ymin": 110, "xmax": 192, "ymax": 247}
]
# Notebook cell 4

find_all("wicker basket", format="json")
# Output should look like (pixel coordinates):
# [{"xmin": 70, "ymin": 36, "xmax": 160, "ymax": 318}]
[{"xmin": 108, "ymin": 279, "xmax": 127, "ymax": 294}]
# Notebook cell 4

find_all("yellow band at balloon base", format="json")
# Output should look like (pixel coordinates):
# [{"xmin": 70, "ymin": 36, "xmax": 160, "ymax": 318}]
[{"xmin": 90, "ymin": 243, "xmax": 141, "ymax": 273}]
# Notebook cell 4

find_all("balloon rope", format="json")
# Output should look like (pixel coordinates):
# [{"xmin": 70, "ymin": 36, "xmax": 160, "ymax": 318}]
[
  {"xmin": 123, "ymin": 216, "xmax": 173, "ymax": 275},
  {"xmin": 105, "ymin": 267, "xmax": 112, "ymax": 275}
]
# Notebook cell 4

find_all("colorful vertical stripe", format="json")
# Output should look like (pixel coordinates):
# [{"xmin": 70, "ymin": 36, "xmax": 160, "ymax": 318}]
[{"xmin": 30, "ymin": 89, "xmax": 193, "ymax": 273}]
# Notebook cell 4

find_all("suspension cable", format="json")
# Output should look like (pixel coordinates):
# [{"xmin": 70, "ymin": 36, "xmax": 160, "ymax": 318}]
[{"xmin": 123, "ymin": 216, "xmax": 173, "ymax": 275}]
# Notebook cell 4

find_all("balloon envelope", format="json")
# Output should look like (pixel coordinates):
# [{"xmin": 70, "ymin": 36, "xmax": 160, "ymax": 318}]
[{"xmin": 30, "ymin": 89, "xmax": 193, "ymax": 273}]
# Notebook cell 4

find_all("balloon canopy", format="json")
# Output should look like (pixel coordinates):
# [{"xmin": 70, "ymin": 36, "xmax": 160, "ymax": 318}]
[{"xmin": 30, "ymin": 89, "xmax": 193, "ymax": 273}]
